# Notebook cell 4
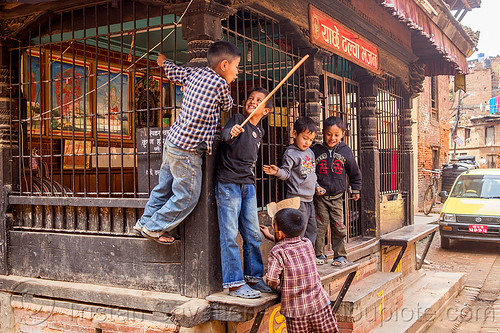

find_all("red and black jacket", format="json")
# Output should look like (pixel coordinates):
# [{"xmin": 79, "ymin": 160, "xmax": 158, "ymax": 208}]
[{"xmin": 311, "ymin": 141, "xmax": 362, "ymax": 197}]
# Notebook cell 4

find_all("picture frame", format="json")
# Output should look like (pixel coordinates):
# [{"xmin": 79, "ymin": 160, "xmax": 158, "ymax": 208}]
[
  {"xmin": 22, "ymin": 50, "xmax": 44, "ymax": 134},
  {"xmin": 63, "ymin": 140, "xmax": 92, "ymax": 169},
  {"xmin": 174, "ymin": 83, "xmax": 183, "ymax": 108},
  {"xmin": 49, "ymin": 55, "xmax": 91, "ymax": 136},
  {"xmin": 153, "ymin": 76, "xmax": 173, "ymax": 129},
  {"xmin": 91, "ymin": 146, "xmax": 135, "ymax": 168},
  {"xmin": 96, "ymin": 65, "xmax": 131, "ymax": 139}
]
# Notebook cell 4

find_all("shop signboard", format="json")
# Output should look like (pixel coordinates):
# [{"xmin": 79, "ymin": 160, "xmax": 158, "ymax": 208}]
[{"xmin": 309, "ymin": 5, "xmax": 380, "ymax": 74}]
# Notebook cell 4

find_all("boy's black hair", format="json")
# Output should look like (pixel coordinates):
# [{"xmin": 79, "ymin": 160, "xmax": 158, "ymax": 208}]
[
  {"xmin": 207, "ymin": 41, "xmax": 241, "ymax": 68},
  {"xmin": 275, "ymin": 208, "xmax": 305, "ymax": 237},
  {"xmin": 248, "ymin": 87, "xmax": 273, "ymax": 109},
  {"xmin": 294, "ymin": 117, "xmax": 317, "ymax": 135},
  {"xmin": 324, "ymin": 116, "xmax": 347, "ymax": 132}
]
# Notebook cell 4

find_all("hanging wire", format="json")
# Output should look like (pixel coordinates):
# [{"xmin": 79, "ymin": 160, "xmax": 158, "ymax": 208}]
[{"xmin": 28, "ymin": 0, "xmax": 195, "ymax": 122}]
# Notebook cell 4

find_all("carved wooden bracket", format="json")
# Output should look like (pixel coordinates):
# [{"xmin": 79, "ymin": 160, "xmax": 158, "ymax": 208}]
[
  {"xmin": 409, "ymin": 62, "xmax": 425, "ymax": 97},
  {"xmin": 0, "ymin": 11, "xmax": 49, "ymax": 41}
]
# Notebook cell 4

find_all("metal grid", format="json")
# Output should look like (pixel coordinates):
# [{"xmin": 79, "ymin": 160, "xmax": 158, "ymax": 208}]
[
  {"xmin": 10, "ymin": 1, "xmax": 186, "ymax": 203},
  {"xmin": 321, "ymin": 56, "xmax": 362, "ymax": 239},
  {"xmin": 8, "ymin": 3, "xmax": 306, "ymax": 234},
  {"xmin": 221, "ymin": 9, "xmax": 306, "ymax": 209},
  {"xmin": 377, "ymin": 75, "xmax": 405, "ymax": 195}
]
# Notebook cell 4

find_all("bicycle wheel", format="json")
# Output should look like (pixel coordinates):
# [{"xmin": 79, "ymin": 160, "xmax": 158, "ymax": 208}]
[{"xmin": 423, "ymin": 185, "xmax": 436, "ymax": 215}]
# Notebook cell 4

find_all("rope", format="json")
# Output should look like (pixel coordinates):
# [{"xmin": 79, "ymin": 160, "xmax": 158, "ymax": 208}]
[{"xmin": 30, "ymin": 0, "xmax": 195, "ymax": 121}]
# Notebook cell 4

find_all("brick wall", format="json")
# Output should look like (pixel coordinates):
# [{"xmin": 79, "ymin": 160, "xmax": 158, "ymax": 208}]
[
  {"xmin": 10, "ymin": 298, "xmax": 179, "ymax": 333},
  {"xmin": 451, "ymin": 57, "xmax": 500, "ymax": 164},
  {"xmin": 416, "ymin": 76, "xmax": 450, "ymax": 210}
]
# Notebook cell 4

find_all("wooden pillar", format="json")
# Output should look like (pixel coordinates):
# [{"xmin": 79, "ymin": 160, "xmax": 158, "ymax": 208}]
[
  {"xmin": 302, "ymin": 50, "xmax": 327, "ymax": 129},
  {"xmin": 358, "ymin": 74, "xmax": 381, "ymax": 238},
  {"xmin": 181, "ymin": 0, "xmax": 233, "ymax": 67},
  {"xmin": 402, "ymin": 96, "xmax": 414, "ymax": 226},
  {"xmin": 0, "ymin": 35, "xmax": 17, "ymax": 275},
  {"xmin": 402, "ymin": 63, "xmax": 425, "ymax": 226},
  {"xmin": 179, "ymin": 0, "xmax": 234, "ymax": 298}
]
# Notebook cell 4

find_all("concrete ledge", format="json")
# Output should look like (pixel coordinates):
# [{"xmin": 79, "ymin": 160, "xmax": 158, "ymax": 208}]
[
  {"xmin": 337, "ymin": 271, "xmax": 403, "ymax": 316},
  {"xmin": 206, "ymin": 292, "xmax": 278, "ymax": 322},
  {"xmin": 171, "ymin": 299, "xmax": 211, "ymax": 328},
  {"xmin": 317, "ymin": 261, "xmax": 359, "ymax": 287}
]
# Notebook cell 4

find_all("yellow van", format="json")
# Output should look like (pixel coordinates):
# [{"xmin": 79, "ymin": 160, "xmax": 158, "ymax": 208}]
[{"xmin": 438, "ymin": 168, "xmax": 500, "ymax": 249}]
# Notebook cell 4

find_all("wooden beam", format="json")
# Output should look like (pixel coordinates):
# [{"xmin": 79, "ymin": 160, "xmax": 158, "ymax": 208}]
[
  {"xmin": 9, "ymin": 231, "xmax": 182, "ymax": 293},
  {"xmin": 0, "ymin": 275, "xmax": 190, "ymax": 314},
  {"xmin": 460, "ymin": 0, "xmax": 472, "ymax": 11}
]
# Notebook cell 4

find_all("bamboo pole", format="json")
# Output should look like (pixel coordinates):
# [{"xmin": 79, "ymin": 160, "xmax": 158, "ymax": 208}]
[{"xmin": 238, "ymin": 54, "xmax": 309, "ymax": 128}]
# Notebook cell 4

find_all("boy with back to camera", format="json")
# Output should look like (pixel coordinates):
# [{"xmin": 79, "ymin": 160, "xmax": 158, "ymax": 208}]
[
  {"xmin": 263, "ymin": 117, "xmax": 322, "ymax": 245},
  {"xmin": 215, "ymin": 87, "xmax": 274, "ymax": 299},
  {"xmin": 312, "ymin": 116, "xmax": 361, "ymax": 266},
  {"xmin": 134, "ymin": 41, "xmax": 240, "ymax": 244},
  {"xmin": 265, "ymin": 208, "xmax": 338, "ymax": 333}
]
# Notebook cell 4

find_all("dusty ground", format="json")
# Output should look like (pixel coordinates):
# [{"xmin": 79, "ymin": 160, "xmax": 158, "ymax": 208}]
[{"xmin": 414, "ymin": 212, "xmax": 500, "ymax": 332}]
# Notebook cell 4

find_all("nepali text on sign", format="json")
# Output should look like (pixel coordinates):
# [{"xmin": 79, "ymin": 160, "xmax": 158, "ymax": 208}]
[{"xmin": 309, "ymin": 5, "xmax": 380, "ymax": 73}]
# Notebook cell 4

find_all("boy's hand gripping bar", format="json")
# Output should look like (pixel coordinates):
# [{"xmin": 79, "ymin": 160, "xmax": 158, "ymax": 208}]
[{"xmin": 232, "ymin": 54, "xmax": 310, "ymax": 136}]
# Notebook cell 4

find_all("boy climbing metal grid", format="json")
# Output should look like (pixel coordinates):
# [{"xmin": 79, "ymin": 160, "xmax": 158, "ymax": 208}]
[{"xmin": 134, "ymin": 41, "xmax": 240, "ymax": 244}]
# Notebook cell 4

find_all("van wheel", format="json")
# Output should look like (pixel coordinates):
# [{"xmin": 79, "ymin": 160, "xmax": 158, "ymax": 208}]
[{"xmin": 440, "ymin": 235, "xmax": 450, "ymax": 249}]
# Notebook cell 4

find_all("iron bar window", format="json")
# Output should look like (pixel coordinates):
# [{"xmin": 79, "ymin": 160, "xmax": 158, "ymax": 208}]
[
  {"xmin": 8, "ymin": 3, "xmax": 306, "ymax": 232},
  {"xmin": 9, "ymin": 1, "xmax": 186, "ymax": 235},
  {"xmin": 221, "ymin": 9, "xmax": 306, "ymax": 209},
  {"xmin": 377, "ymin": 75, "xmax": 405, "ymax": 195},
  {"xmin": 321, "ymin": 55, "xmax": 362, "ymax": 239}
]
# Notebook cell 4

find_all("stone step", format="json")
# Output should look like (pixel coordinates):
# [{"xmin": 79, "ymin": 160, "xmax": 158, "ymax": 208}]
[
  {"xmin": 369, "ymin": 270, "xmax": 465, "ymax": 333},
  {"xmin": 320, "ymin": 257, "xmax": 378, "ymax": 296},
  {"xmin": 336, "ymin": 271, "xmax": 403, "ymax": 333}
]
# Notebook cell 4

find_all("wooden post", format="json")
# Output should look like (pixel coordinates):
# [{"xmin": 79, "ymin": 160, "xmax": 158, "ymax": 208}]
[
  {"xmin": 358, "ymin": 74, "xmax": 381, "ymax": 238},
  {"xmin": 402, "ymin": 96, "xmax": 415, "ymax": 226},
  {"xmin": 303, "ymin": 49, "xmax": 328, "ymax": 131},
  {"xmin": 0, "ymin": 34, "xmax": 17, "ymax": 275},
  {"xmin": 180, "ymin": 0, "xmax": 234, "ymax": 298}
]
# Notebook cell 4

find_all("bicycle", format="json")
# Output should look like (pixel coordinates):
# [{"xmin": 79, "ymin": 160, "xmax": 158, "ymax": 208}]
[{"xmin": 422, "ymin": 168, "xmax": 442, "ymax": 215}]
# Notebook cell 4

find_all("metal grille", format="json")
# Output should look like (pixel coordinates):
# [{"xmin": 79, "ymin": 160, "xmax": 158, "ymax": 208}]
[
  {"xmin": 8, "ymin": 2, "xmax": 306, "ymax": 233},
  {"xmin": 221, "ymin": 9, "xmax": 306, "ymax": 209},
  {"xmin": 377, "ymin": 75, "xmax": 405, "ymax": 195},
  {"xmin": 10, "ymin": 1, "xmax": 186, "ymax": 200},
  {"xmin": 8, "ymin": 1, "xmax": 190, "ymax": 234},
  {"xmin": 321, "ymin": 56, "xmax": 362, "ymax": 239}
]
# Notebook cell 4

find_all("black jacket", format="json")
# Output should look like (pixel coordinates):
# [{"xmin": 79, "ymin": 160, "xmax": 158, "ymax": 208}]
[
  {"xmin": 311, "ymin": 141, "xmax": 362, "ymax": 196},
  {"xmin": 216, "ymin": 113, "xmax": 264, "ymax": 184}
]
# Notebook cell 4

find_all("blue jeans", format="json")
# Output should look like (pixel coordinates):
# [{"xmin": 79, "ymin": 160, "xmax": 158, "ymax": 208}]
[
  {"xmin": 139, "ymin": 139, "xmax": 204, "ymax": 236},
  {"xmin": 215, "ymin": 182, "xmax": 264, "ymax": 289}
]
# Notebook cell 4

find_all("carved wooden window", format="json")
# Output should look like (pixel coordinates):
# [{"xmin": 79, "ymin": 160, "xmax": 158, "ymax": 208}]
[
  {"xmin": 431, "ymin": 76, "xmax": 439, "ymax": 121},
  {"xmin": 486, "ymin": 126, "xmax": 495, "ymax": 146}
]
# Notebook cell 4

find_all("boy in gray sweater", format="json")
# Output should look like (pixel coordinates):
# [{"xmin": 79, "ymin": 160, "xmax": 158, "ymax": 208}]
[{"xmin": 264, "ymin": 117, "xmax": 324, "ymax": 245}]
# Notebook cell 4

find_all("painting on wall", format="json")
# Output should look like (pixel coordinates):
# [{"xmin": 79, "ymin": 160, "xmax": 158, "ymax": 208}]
[
  {"xmin": 96, "ymin": 67, "xmax": 131, "ymax": 138},
  {"xmin": 174, "ymin": 83, "xmax": 183, "ymax": 108},
  {"xmin": 23, "ymin": 50, "xmax": 43, "ymax": 134},
  {"xmin": 134, "ymin": 75, "xmax": 159, "ymax": 128},
  {"xmin": 63, "ymin": 140, "xmax": 92, "ymax": 169},
  {"xmin": 50, "ymin": 57, "xmax": 91, "ymax": 135},
  {"xmin": 153, "ymin": 77, "xmax": 172, "ymax": 128}
]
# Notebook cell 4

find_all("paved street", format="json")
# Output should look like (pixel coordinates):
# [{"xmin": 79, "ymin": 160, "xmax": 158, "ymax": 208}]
[{"xmin": 414, "ymin": 212, "xmax": 500, "ymax": 332}]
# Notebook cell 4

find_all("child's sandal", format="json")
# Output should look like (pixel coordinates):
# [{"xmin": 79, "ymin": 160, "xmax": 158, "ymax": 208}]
[
  {"xmin": 316, "ymin": 254, "xmax": 327, "ymax": 265},
  {"xmin": 229, "ymin": 284, "xmax": 261, "ymax": 299}
]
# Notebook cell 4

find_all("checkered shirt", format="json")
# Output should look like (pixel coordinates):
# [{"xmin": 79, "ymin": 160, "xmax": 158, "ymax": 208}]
[
  {"xmin": 162, "ymin": 60, "xmax": 233, "ymax": 154},
  {"xmin": 265, "ymin": 236, "xmax": 331, "ymax": 318}
]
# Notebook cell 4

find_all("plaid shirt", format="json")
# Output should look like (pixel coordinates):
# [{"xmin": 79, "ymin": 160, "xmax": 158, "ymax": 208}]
[
  {"xmin": 266, "ymin": 236, "xmax": 330, "ymax": 318},
  {"xmin": 162, "ymin": 60, "xmax": 233, "ymax": 154}
]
